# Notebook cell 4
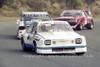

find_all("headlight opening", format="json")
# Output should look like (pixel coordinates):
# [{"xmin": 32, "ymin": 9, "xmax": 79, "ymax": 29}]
[
  {"xmin": 75, "ymin": 38, "xmax": 82, "ymax": 44},
  {"xmin": 44, "ymin": 40, "xmax": 51, "ymax": 45}
]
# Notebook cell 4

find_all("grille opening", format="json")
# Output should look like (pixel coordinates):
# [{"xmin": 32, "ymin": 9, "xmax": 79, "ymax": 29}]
[{"xmin": 52, "ymin": 48, "xmax": 75, "ymax": 52}]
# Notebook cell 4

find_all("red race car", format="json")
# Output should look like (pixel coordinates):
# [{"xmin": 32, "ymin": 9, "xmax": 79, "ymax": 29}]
[{"xmin": 54, "ymin": 10, "xmax": 94, "ymax": 30}]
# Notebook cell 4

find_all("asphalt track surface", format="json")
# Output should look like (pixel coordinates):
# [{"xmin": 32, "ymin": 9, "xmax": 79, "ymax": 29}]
[{"xmin": 0, "ymin": 19, "xmax": 100, "ymax": 67}]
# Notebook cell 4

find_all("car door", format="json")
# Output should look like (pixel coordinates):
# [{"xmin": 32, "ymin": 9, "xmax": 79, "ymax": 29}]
[{"xmin": 24, "ymin": 24, "xmax": 34, "ymax": 45}]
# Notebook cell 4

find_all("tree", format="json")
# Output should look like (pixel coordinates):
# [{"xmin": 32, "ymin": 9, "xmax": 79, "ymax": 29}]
[
  {"xmin": 66, "ymin": 0, "xmax": 83, "ymax": 9},
  {"xmin": 0, "ymin": 0, "xmax": 4, "ymax": 8},
  {"xmin": 83, "ymin": 0, "xmax": 95, "ymax": 4}
]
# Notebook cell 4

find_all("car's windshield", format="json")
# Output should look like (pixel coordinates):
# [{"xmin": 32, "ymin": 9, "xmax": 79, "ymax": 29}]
[
  {"xmin": 22, "ymin": 14, "xmax": 52, "ymax": 21},
  {"xmin": 38, "ymin": 22, "xmax": 73, "ymax": 33},
  {"xmin": 85, "ymin": 11, "xmax": 91, "ymax": 16},
  {"xmin": 62, "ymin": 11, "xmax": 82, "ymax": 17}
]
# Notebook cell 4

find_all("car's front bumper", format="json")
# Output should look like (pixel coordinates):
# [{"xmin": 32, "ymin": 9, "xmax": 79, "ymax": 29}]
[{"xmin": 36, "ymin": 46, "xmax": 87, "ymax": 54}]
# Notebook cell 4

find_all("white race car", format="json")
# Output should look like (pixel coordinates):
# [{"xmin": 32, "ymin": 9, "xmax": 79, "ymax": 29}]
[
  {"xmin": 16, "ymin": 12, "xmax": 53, "ymax": 39},
  {"xmin": 21, "ymin": 21, "xmax": 87, "ymax": 55}
]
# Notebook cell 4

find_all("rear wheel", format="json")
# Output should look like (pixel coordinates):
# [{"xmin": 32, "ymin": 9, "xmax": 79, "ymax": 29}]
[
  {"xmin": 86, "ymin": 21, "xmax": 94, "ymax": 30},
  {"xmin": 76, "ymin": 22, "xmax": 83, "ymax": 30}
]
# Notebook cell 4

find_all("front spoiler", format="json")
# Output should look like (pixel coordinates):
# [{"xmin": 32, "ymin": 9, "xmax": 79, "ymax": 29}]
[{"xmin": 36, "ymin": 46, "xmax": 87, "ymax": 54}]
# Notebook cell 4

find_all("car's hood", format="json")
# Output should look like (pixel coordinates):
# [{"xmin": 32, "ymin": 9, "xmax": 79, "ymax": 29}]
[{"xmin": 38, "ymin": 31, "xmax": 82, "ymax": 39}]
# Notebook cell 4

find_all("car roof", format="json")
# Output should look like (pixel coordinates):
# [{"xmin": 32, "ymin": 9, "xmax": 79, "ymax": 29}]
[
  {"xmin": 63, "ymin": 9, "xmax": 90, "ymax": 12},
  {"xmin": 22, "ymin": 12, "xmax": 49, "ymax": 15},
  {"xmin": 36, "ymin": 21, "xmax": 69, "ymax": 25}
]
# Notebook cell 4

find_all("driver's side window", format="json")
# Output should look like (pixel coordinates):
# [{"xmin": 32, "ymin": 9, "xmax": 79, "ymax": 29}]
[
  {"xmin": 27, "ymin": 24, "xmax": 33, "ymax": 33},
  {"xmin": 31, "ymin": 26, "xmax": 35, "ymax": 33}
]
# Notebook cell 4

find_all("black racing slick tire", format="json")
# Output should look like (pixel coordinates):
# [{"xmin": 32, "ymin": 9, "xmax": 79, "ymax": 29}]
[
  {"xmin": 76, "ymin": 52, "xmax": 85, "ymax": 56},
  {"xmin": 21, "ymin": 39, "xmax": 28, "ymax": 51},
  {"xmin": 33, "ymin": 41, "xmax": 37, "ymax": 53}
]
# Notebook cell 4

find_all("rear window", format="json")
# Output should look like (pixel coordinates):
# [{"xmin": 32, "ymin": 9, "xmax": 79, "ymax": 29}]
[
  {"xmin": 21, "ymin": 14, "xmax": 52, "ymax": 21},
  {"xmin": 19, "ymin": 26, "xmax": 25, "ymax": 30},
  {"xmin": 62, "ymin": 11, "xmax": 82, "ymax": 17}
]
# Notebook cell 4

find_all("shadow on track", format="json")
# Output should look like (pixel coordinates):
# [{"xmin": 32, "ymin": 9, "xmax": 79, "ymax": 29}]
[
  {"xmin": 0, "ymin": 47, "xmax": 86, "ymax": 57},
  {"xmin": 0, "ymin": 48, "xmax": 34, "ymax": 55},
  {"xmin": 0, "ymin": 34, "xmax": 19, "ymax": 40}
]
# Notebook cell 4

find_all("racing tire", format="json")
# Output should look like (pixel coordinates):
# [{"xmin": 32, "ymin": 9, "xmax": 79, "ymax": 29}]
[
  {"xmin": 86, "ymin": 21, "xmax": 94, "ymax": 30},
  {"xmin": 17, "ymin": 32, "xmax": 19, "ymax": 39},
  {"xmin": 33, "ymin": 41, "xmax": 37, "ymax": 54},
  {"xmin": 76, "ymin": 52, "xmax": 85, "ymax": 56},
  {"xmin": 21, "ymin": 38, "xmax": 28, "ymax": 51},
  {"xmin": 16, "ymin": 31, "xmax": 21, "ymax": 40},
  {"xmin": 76, "ymin": 22, "xmax": 83, "ymax": 31}
]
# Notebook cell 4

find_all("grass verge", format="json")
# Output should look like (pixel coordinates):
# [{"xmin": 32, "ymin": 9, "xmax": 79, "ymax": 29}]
[{"xmin": 0, "ymin": 16, "xmax": 20, "ymax": 22}]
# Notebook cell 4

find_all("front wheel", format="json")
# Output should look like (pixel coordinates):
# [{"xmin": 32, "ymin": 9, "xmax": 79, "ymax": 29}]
[
  {"xmin": 76, "ymin": 52, "xmax": 85, "ymax": 56},
  {"xmin": 76, "ymin": 23, "xmax": 83, "ymax": 30},
  {"xmin": 33, "ymin": 41, "xmax": 37, "ymax": 53},
  {"xmin": 21, "ymin": 39, "xmax": 28, "ymax": 51},
  {"xmin": 17, "ymin": 32, "xmax": 20, "ymax": 40}
]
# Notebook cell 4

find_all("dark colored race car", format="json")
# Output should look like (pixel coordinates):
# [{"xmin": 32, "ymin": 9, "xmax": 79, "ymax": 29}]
[{"xmin": 54, "ymin": 10, "xmax": 94, "ymax": 30}]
